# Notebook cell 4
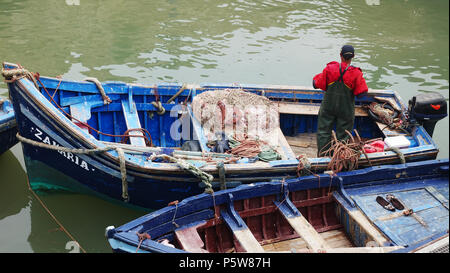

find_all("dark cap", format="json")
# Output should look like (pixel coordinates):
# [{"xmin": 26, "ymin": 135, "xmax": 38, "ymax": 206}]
[{"xmin": 340, "ymin": 45, "xmax": 354, "ymax": 60}]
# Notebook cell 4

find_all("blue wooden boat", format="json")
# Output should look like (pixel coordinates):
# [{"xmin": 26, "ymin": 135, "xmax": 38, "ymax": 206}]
[
  {"xmin": 105, "ymin": 159, "xmax": 449, "ymax": 253},
  {"xmin": 2, "ymin": 62, "xmax": 447, "ymax": 209},
  {"xmin": 0, "ymin": 98, "xmax": 18, "ymax": 155}
]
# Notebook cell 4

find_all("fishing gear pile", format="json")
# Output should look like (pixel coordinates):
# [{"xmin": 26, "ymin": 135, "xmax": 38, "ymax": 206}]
[
  {"xmin": 367, "ymin": 102, "xmax": 410, "ymax": 133},
  {"xmin": 321, "ymin": 129, "xmax": 374, "ymax": 173},
  {"xmin": 192, "ymin": 89, "xmax": 282, "ymax": 161}
]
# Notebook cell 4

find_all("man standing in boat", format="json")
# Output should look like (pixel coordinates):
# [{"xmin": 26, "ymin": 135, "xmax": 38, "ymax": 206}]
[{"xmin": 313, "ymin": 45, "xmax": 368, "ymax": 156}]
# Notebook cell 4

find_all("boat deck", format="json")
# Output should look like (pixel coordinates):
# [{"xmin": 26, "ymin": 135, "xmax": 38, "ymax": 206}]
[
  {"xmin": 263, "ymin": 228, "xmax": 353, "ymax": 252},
  {"xmin": 286, "ymin": 133, "xmax": 318, "ymax": 158}
]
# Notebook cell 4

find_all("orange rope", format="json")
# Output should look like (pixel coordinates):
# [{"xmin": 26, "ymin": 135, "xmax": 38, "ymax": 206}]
[
  {"xmin": 228, "ymin": 139, "xmax": 265, "ymax": 158},
  {"xmin": 51, "ymin": 77, "xmax": 63, "ymax": 99},
  {"xmin": 33, "ymin": 74, "xmax": 153, "ymax": 146},
  {"xmin": 135, "ymin": 232, "xmax": 151, "ymax": 253},
  {"xmin": 120, "ymin": 128, "xmax": 153, "ymax": 146}
]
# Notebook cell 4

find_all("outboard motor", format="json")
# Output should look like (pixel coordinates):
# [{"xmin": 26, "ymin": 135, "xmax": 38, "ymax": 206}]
[{"xmin": 408, "ymin": 92, "xmax": 447, "ymax": 137}]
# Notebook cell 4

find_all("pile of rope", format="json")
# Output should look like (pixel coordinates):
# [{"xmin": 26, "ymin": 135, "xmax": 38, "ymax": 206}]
[
  {"xmin": 228, "ymin": 138, "xmax": 262, "ymax": 158},
  {"xmin": 227, "ymin": 135, "xmax": 281, "ymax": 161},
  {"xmin": 321, "ymin": 130, "xmax": 373, "ymax": 173}
]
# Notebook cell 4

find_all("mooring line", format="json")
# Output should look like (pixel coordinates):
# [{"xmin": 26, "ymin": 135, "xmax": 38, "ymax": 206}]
[{"xmin": 25, "ymin": 176, "xmax": 87, "ymax": 253}]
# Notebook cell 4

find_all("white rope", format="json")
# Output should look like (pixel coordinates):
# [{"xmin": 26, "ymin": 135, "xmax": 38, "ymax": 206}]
[
  {"xmin": 150, "ymin": 153, "xmax": 214, "ymax": 193},
  {"xmin": 16, "ymin": 133, "xmax": 129, "ymax": 201},
  {"xmin": 2, "ymin": 67, "xmax": 39, "ymax": 89},
  {"xmin": 83, "ymin": 77, "xmax": 112, "ymax": 105}
]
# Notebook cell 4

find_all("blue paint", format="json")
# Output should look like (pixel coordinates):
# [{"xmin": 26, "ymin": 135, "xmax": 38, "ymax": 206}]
[
  {"xmin": 106, "ymin": 159, "xmax": 448, "ymax": 252},
  {"xmin": 0, "ymin": 98, "xmax": 18, "ymax": 155},
  {"xmin": 3, "ymin": 63, "xmax": 444, "ymax": 210},
  {"xmin": 186, "ymin": 105, "xmax": 210, "ymax": 152},
  {"xmin": 349, "ymin": 182, "xmax": 448, "ymax": 247},
  {"xmin": 336, "ymin": 177, "xmax": 355, "ymax": 208},
  {"xmin": 274, "ymin": 197, "xmax": 301, "ymax": 218}
]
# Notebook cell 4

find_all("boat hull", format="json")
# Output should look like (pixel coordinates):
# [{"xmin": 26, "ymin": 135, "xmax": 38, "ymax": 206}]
[
  {"xmin": 0, "ymin": 99, "xmax": 18, "ymax": 155},
  {"xmin": 106, "ymin": 159, "xmax": 449, "ymax": 253},
  {"xmin": 4, "ymin": 65, "xmax": 441, "ymax": 209},
  {"xmin": 9, "ymin": 80, "xmax": 294, "ymax": 208}
]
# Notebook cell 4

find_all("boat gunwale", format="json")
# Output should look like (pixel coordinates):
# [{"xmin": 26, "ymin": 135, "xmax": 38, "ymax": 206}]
[
  {"xmin": 11, "ymin": 74, "xmax": 439, "ymax": 178},
  {"xmin": 109, "ymin": 159, "xmax": 449, "ymax": 252},
  {"xmin": 118, "ymin": 158, "xmax": 450, "ymax": 232}
]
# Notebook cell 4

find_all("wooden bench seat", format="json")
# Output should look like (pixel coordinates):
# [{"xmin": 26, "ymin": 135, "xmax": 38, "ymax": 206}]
[
  {"xmin": 277, "ymin": 102, "xmax": 368, "ymax": 117},
  {"xmin": 174, "ymin": 223, "xmax": 208, "ymax": 253},
  {"xmin": 122, "ymin": 99, "xmax": 146, "ymax": 147},
  {"xmin": 275, "ymin": 198, "xmax": 330, "ymax": 252}
]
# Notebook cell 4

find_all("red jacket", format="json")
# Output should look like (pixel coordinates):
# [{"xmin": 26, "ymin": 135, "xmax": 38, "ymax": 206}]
[{"xmin": 313, "ymin": 61, "xmax": 368, "ymax": 96}]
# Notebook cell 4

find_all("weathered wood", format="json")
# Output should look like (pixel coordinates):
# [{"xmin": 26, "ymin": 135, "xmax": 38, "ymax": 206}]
[
  {"xmin": 283, "ymin": 214, "xmax": 329, "ymax": 252},
  {"xmin": 175, "ymin": 224, "xmax": 208, "ymax": 253},
  {"xmin": 221, "ymin": 206, "xmax": 265, "ymax": 253},
  {"xmin": 70, "ymin": 102, "xmax": 99, "ymax": 134},
  {"xmin": 122, "ymin": 100, "xmax": 146, "ymax": 147},
  {"xmin": 425, "ymin": 186, "xmax": 449, "ymax": 209},
  {"xmin": 295, "ymin": 246, "xmax": 403, "ymax": 253},
  {"xmin": 414, "ymin": 235, "xmax": 449, "ymax": 253},
  {"xmin": 285, "ymin": 133, "xmax": 318, "ymax": 158},
  {"xmin": 263, "ymin": 229, "xmax": 352, "ymax": 252},
  {"xmin": 277, "ymin": 102, "xmax": 368, "ymax": 117},
  {"xmin": 348, "ymin": 210, "xmax": 389, "ymax": 247},
  {"xmin": 232, "ymin": 229, "xmax": 265, "ymax": 253},
  {"xmin": 275, "ymin": 199, "xmax": 329, "ymax": 252},
  {"xmin": 277, "ymin": 128, "xmax": 297, "ymax": 160},
  {"xmin": 187, "ymin": 105, "xmax": 210, "ymax": 152},
  {"xmin": 287, "ymin": 140, "xmax": 310, "ymax": 148}
]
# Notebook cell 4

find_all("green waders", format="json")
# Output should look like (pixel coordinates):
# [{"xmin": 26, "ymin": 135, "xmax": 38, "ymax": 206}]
[{"xmin": 317, "ymin": 65, "xmax": 355, "ymax": 156}]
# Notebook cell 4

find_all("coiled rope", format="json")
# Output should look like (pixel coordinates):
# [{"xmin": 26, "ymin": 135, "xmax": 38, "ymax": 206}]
[
  {"xmin": 16, "ymin": 133, "xmax": 130, "ymax": 201},
  {"xmin": 321, "ymin": 130, "xmax": 373, "ymax": 173},
  {"xmin": 2, "ymin": 67, "xmax": 39, "ymax": 89}
]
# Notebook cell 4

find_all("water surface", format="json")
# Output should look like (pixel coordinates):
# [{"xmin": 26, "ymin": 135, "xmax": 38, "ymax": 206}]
[{"xmin": 0, "ymin": 0, "xmax": 448, "ymax": 252}]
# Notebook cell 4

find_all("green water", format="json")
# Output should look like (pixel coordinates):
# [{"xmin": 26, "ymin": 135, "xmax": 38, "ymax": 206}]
[{"xmin": 0, "ymin": 0, "xmax": 448, "ymax": 252}]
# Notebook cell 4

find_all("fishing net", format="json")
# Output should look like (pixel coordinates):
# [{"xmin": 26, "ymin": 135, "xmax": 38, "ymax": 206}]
[{"xmin": 191, "ymin": 88, "xmax": 280, "ymax": 149}]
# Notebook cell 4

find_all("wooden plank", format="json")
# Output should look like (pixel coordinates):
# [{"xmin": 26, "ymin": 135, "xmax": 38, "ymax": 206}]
[
  {"xmin": 275, "ymin": 199, "xmax": 329, "ymax": 252},
  {"xmin": 221, "ymin": 208, "xmax": 265, "ymax": 253},
  {"xmin": 425, "ymin": 186, "xmax": 449, "ymax": 209},
  {"xmin": 187, "ymin": 105, "xmax": 210, "ymax": 152},
  {"xmin": 70, "ymin": 101, "xmax": 100, "ymax": 135},
  {"xmin": 232, "ymin": 229, "xmax": 265, "ymax": 253},
  {"xmin": 277, "ymin": 128, "xmax": 296, "ymax": 160},
  {"xmin": 414, "ymin": 235, "xmax": 449, "ymax": 253},
  {"xmin": 175, "ymin": 224, "xmax": 208, "ymax": 253},
  {"xmin": 295, "ymin": 246, "xmax": 403, "ymax": 253},
  {"xmin": 263, "ymin": 229, "xmax": 353, "ymax": 252},
  {"xmin": 121, "ymin": 99, "xmax": 146, "ymax": 147},
  {"xmin": 348, "ymin": 210, "xmax": 389, "ymax": 247},
  {"xmin": 277, "ymin": 102, "xmax": 368, "ymax": 117}
]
